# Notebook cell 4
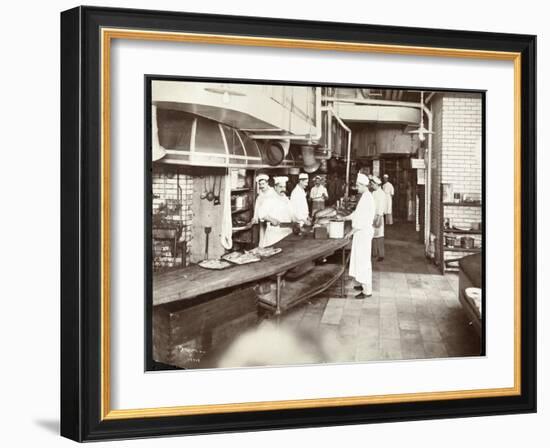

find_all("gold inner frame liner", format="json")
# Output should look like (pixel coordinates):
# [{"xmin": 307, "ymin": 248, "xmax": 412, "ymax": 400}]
[{"xmin": 99, "ymin": 28, "xmax": 522, "ymax": 420}]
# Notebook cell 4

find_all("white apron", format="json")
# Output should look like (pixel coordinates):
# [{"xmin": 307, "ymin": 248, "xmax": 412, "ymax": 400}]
[
  {"xmin": 290, "ymin": 185, "xmax": 309, "ymax": 223},
  {"xmin": 348, "ymin": 191, "xmax": 375, "ymax": 286},
  {"xmin": 382, "ymin": 182, "xmax": 394, "ymax": 215},
  {"xmin": 372, "ymin": 188, "xmax": 387, "ymax": 238},
  {"xmin": 260, "ymin": 192, "xmax": 294, "ymax": 247},
  {"xmin": 262, "ymin": 224, "xmax": 293, "ymax": 247}
]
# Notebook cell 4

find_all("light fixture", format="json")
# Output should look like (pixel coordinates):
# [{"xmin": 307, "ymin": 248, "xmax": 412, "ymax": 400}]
[{"xmin": 408, "ymin": 91, "xmax": 433, "ymax": 142}]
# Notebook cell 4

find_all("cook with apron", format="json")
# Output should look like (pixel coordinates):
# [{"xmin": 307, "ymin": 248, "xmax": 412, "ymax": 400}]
[{"xmin": 309, "ymin": 175, "xmax": 329, "ymax": 215}]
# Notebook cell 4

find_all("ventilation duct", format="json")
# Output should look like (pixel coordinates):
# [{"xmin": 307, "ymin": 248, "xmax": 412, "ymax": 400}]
[{"xmin": 155, "ymin": 108, "xmax": 298, "ymax": 169}]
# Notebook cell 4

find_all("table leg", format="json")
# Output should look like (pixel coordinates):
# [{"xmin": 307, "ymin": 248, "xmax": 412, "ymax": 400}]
[
  {"xmin": 341, "ymin": 249, "xmax": 346, "ymax": 298},
  {"xmin": 275, "ymin": 273, "xmax": 283, "ymax": 316}
]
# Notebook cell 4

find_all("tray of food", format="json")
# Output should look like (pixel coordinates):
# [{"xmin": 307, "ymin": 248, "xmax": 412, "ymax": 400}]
[
  {"xmin": 198, "ymin": 259, "xmax": 233, "ymax": 270},
  {"xmin": 222, "ymin": 251, "xmax": 262, "ymax": 265},
  {"xmin": 247, "ymin": 247, "xmax": 283, "ymax": 258}
]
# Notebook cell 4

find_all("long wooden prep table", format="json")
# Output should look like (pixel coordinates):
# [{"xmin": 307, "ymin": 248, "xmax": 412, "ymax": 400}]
[{"xmin": 153, "ymin": 233, "xmax": 350, "ymax": 308}]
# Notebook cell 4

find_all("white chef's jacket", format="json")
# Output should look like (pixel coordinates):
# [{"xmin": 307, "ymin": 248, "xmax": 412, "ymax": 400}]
[
  {"xmin": 253, "ymin": 186, "xmax": 277, "ymax": 222},
  {"xmin": 372, "ymin": 188, "xmax": 387, "ymax": 238},
  {"xmin": 260, "ymin": 192, "xmax": 294, "ymax": 247},
  {"xmin": 309, "ymin": 184, "xmax": 328, "ymax": 200},
  {"xmin": 290, "ymin": 184, "xmax": 309, "ymax": 223},
  {"xmin": 382, "ymin": 182, "xmax": 394, "ymax": 215},
  {"xmin": 348, "ymin": 191, "xmax": 375, "ymax": 287}
]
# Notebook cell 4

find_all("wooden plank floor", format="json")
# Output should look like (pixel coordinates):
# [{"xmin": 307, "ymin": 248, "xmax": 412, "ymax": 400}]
[{"xmin": 209, "ymin": 226, "xmax": 481, "ymax": 369}]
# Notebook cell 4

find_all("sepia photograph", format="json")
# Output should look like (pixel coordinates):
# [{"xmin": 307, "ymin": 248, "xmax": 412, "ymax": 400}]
[{"xmin": 148, "ymin": 78, "xmax": 485, "ymax": 370}]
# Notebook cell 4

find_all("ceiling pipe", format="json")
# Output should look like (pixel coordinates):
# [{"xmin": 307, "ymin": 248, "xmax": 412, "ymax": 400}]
[
  {"xmin": 423, "ymin": 106, "xmax": 433, "ymax": 254},
  {"xmin": 323, "ymin": 106, "xmax": 352, "ymax": 197},
  {"xmin": 326, "ymin": 107, "xmax": 333, "ymax": 160},
  {"xmin": 424, "ymin": 92, "xmax": 436, "ymax": 104},
  {"xmin": 249, "ymin": 87, "xmax": 323, "ymax": 141},
  {"xmin": 322, "ymin": 95, "xmax": 424, "ymax": 110}
]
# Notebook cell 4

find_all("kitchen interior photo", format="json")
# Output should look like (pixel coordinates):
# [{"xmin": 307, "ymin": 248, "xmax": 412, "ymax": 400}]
[{"xmin": 151, "ymin": 81, "xmax": 483, "ymax": 369}]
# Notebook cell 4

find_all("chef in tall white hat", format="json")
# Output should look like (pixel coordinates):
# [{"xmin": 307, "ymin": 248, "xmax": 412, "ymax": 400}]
[
  {"xmin": 369, "ymin": 175, "xmax": 387, "ymax": 261},
  {"xmin": 252, "ymin": 173, "xmax": 276, "ymax": 222},
  {"xmin": 344, "ymin": 172, "xmax": 375, "ymax": 298},
  {"xmin": 382, "ymin": 174, "xmax": 395, "ymax": 225},
  {"xmin": 260, "ymin": 176, "xmax": 294, "ymax": 247},
  {"xmin": 309, "ymin": 175, "xmax": 329, "ymax": 215},
  {"xmin": 251, "ymin": 173, "xmax": 278, "ymax": 246},
  {"xmin": 290, "ymin": 173, "xmax": 311, "ymax": 225}
]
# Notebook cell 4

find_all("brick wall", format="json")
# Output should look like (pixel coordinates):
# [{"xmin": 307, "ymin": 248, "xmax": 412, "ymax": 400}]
[
  {"xmin": 431, "ymin": 93, "xmax": 483, "ymax": 265},
  {"xmin": 152, "ymin": 164, "xmax": 194, "ymax": 270}
]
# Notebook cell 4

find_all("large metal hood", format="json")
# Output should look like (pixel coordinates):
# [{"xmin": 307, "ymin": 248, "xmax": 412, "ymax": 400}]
[
  {"xmin": 154, "ymin": 108, "xmax": 298, "ymax": 169},
  {"xmin": 334, "ymin": 103, "xmax": 420, "ymax": 125}
]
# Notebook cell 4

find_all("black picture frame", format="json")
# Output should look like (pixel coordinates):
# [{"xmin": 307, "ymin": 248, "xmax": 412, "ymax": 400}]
[{"xmin": 61, "ymin": 5, "xmax": 536, "ymax": 442}]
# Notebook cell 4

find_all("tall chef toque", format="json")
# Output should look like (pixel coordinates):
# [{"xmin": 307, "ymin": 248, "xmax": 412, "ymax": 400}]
[
  {"xmin": 357, "ymin": 172, "xmax": 370, "ymax": 186},
  {"xmin": 273, "ymin": 176, "xmax": 289, "ymax": 185},
  {"xmin": 255, "ymin": 173, "xmax": 269, "ymax": 183}
]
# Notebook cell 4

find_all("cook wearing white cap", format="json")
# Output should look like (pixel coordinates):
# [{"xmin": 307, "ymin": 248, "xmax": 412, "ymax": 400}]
[
  {"xmin": 259, "ymin": 175, "xmax": 295, "ymax": 247},
  {"xmin": 255, "ymin": 173, "xmax": 269, "ymax": 183},
  {"xmin": 309, "ymin": 175, "xmax": 329, "ymax": 215},
  {"xmin": 369, "ymin": 176, "xmax": 387, "ymax": 261},
  {"xmin": 273, "ymin": 176, "xmax": 289, "ymax": 186},
  {"xmin": 382, "ymin": 174, "xmax": 395, "ymax": 225},
  {"xmin": 344, "ymin": 172, "xmax": 375, "ymax": 298},
  {"xmin": 251, "ymin": 174, "xmax": 277, "ymax": 245},
  {"xmin": 290, "ymin": 173, "xmax": 311, "ymax": 225}
]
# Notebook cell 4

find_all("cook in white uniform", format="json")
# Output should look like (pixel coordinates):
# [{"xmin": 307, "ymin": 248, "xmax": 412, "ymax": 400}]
[
  {"xmin": 251, "ymin": 173, "xmax": 277, "ymax": 247},
  {"xmin": 344, "ymin": 173, "xmax": 375, "ymax": 299},
  {"xmin": 260, "ymin": 176, "xmax": 294, "ymax": 247},
  {"xmin": 309, "ymin": 175, "xmax": 329, "ymax": 215},
  {"xmin": 382, "ymin": 174, "xmax": 395, "ymax": 225},
  {"xmin": 370, "ymin": 176, "xmax": 387, "ymax": 261},
  {"xmin": 289, "ymin": 173, "xmax": 311, "ymax": 225}
]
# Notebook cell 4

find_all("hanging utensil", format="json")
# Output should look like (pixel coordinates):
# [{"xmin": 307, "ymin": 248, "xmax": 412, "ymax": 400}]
[
  {"xmin": 204, "ymin": 226, "xmax": 212, "ymax": 260},
  {"xmin": 206, "ymin": 175, "xmax": 215, "ymax": 202},
  {"xmin": 213, "ymin": 174, "xmax": 221, "ymax": 205},
  {"xmin": 200, "ymin": 175, "xmax": 208, "ymax": 200}
]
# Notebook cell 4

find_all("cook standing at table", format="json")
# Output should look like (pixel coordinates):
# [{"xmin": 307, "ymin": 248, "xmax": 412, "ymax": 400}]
[
  {"xmin": 261, "ymin": 176, "xmax": 295, "ymax": 247},
  {"xmin": 370, "ymin": 176, "xmax": 387, "ymax": 262},
  {"xmin": 382, "ymin": 174, "xmax": 395, "ymax": 225},
  {"xmin": 309, "ymin": 175, "xmax": 329, "ymax": 215},
  {"xmin": 344, "ymin": 173, "xmax": 375, "ymax": 299},
  {"xmin": 251, "ymin": 173, "xmax": 277, "ymax": 247},
  {"xmin": 290, "ymin": 173, "xmax": 311, "ymax": 225}
]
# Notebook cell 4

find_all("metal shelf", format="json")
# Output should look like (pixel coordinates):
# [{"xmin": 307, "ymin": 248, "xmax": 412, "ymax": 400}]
[
  {"xmin": 443, "ymin": 202, "xmax": 482, "ymax": 207},
  {"xmin": 443, "ymin": 247, "xmax": 481, "ymax": 252},
  {"xmin": 443, "ymin": 229, "xmax": 482, "ymax": 235}
]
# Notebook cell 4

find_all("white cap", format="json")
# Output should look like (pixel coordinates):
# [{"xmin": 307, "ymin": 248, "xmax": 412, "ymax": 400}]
[
  {"xmin": 356, "ymin": 172, "xmax": 370, "ymax": 186},
  {"xmin": 255, "ymin": 174, "xmax": 269, "ymax": 182},
  {"xmin": 371, "ymin": 176, "xmax": 382, "ymax": 185},
  {"xmin": 298, "ymin": 173, "xmax": 309, "ymax": 180},
  {"xmin": 383, "ymin": 174, "xmax": 389, "ymax": 178},
  {"xmin": 273, "ymin": 176, "xmax": 289, "ymax": 185}
]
